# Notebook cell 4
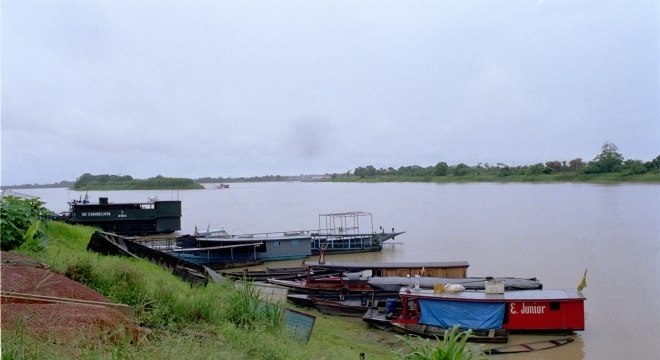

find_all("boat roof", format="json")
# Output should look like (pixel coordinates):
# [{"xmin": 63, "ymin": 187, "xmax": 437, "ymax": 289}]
[
  {"xmin": 399, "ymin": 288, "xmax": 585, "ymax": 301},
  {"xmin": 308, "ymin": 261, "xmax": 470, "ymax": 269},
  {"xmin": 318, "ymin": 211, "xmax": 372, "ymax": 217},
  {"xmin": 195, "ymin": 234, "xmax": 311, "ymax": 242},
  {"xmin": 170, "ymin": 242, "xmax": 264, "ymax": 252}
]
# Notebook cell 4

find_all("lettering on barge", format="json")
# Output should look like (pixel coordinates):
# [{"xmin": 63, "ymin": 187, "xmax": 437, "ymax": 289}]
[
  {"xmin": 81, "ymin": 212, "xmax": 112, "ymax": 217},
  {"xmin": 509, "ymin": 302, "xmax": 546, "ymax": 315}
]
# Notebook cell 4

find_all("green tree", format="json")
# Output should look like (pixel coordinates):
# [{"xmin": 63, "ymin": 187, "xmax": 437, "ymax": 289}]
[
  {"xmin": 433, "ymin": 162, "xmax": 449, "ymax": 176},
  {"xmin": 622, "ymin": 159, "xmax": 647, "ymax": 175},
  {"xmin": 585, "ymin": 142, "xmax": 624, "ymax": 173},
  {"xmin": 453, "ymin": 163, "xmax": 472, "ymax": 176}
]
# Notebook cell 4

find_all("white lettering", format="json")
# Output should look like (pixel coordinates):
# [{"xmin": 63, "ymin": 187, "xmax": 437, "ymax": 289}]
[
  {"xmin": 510, "ymin": 303, "xmax": 517, "ymax": 314},
  {"xmin": 520, "ymin": 303, "xmax": 546, "ymax": 315},
  {"xmin": 84, "ymin": 212, "xmax": 111, "ymax": 216}
]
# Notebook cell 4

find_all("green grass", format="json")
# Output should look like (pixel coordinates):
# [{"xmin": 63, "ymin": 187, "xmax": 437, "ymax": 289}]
[{"xmin": 3, "ymin": 221, "xmax": 412, "ymax": 359}]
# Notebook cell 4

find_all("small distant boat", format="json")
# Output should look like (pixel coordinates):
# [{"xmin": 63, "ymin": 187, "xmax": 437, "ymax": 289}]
[
  {"xmin": 310, "ymin": 212, "xmax": 404, "ymax": 254},
  {"xmin": 390, "ymin": 322, "xmax": 509, "ymax": 343},
  {"xmin": 217, "ymin": 183, "xmax": 229, "ymax": 189}
]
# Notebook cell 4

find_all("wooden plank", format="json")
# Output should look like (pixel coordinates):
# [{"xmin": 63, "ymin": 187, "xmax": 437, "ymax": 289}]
[{"xmin": 1, "ymin": 291, "xmax": 134, "ymax": 318}]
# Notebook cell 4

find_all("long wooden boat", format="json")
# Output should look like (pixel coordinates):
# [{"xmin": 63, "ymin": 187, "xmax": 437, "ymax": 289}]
[
  {"xmin": 396, "ymin": 288, "xmax": 585, "ymax": 333},
  {"xmin": 306, "ymin": 261, "xmax": 470, "ymax": 278},
  {"xmin": 483, "ymin": 337, "xmax": 575, "ymax": 354},
  {"xmin": 390, "ymin": 322, "xmax": 509, "ymax": 343},
  {"xmin": 268, "ymin": 276, "xmax": 374, "ymax": 295},
  {"xmin": 362, "ymin": 307, "xmax": 395, "ymax": 330},
  {"xmin": 311, "ymin": 297, "xmax": 385, "ymax": 317},
  {"xmin": 87, "ymin": 231, "xmax": 209, "ymax": 286},
  {"xmin": 310, "ymin": 212, "xmax": 404, "ymax": 254},
  {"xmin": 368, "ymin": 276, "xmax": 542, "ymax": 292},
  {"xmin": 221, "ymin": 266, "xmax": 336, "ymax": 281}
]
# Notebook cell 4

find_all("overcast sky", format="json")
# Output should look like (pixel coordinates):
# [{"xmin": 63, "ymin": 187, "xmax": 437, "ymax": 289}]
[{"xmin": 2, "ymin": 0, "xmax": 658, "ymax": 185}]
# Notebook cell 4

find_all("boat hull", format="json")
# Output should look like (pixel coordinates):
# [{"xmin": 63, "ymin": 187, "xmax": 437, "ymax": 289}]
[
  {"xmin": 390, "ymin": 322, "xmax": 509, "ymax": 343},
  {"xmin": 312, "ymin": 298, "xmax": 379, "ymax": 317}
]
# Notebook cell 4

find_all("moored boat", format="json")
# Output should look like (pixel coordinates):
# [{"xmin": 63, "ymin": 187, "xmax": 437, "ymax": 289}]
[
  {"xmin": 221, "ymin": 266, "xmax": 335, "ymax": 281},
  {"xmin": 306, "ymin": 261, "xmax": 470, "ymax": 278},
  {"xmin": 310, "ymin": 212, "xmax": 404, "ymax": 254},
  {"xmin": 312, "ymin": 296, "xmax": 386, "ymax": 317},
  {"xmin": 390, "ymin": 322, "xmax": 509, "ymax": 343},
  {"xmin": 368, "ymin": 276, "xmax": 542, "ymax": 292},
  {"xmin": 62, "ymin": 196, "xmax": 182, "ymax": 236},
  {"xmin": 268, "ymin": 276, "xmax": 374, "ymax": 295},
  {"xmin": 484, "ymin": 337, "xmax": 575, "ymax": 354},
  {"xmin": 176, "ymin": 231, "xmax": 312, "ymax": 263},
  {"xmin": 396, "ymin": 287, "xmax": 585, "ymax": 333}
]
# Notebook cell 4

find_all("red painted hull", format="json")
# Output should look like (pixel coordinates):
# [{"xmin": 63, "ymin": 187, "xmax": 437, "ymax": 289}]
[{"xmin": 397, "ymin": 288, "xmax": 585, "ymax": 332}]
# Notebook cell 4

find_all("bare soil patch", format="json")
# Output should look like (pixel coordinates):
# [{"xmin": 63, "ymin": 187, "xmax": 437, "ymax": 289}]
[{"xmin": 1, "ymin": 251, "xmax": 145, "ymax": 346}]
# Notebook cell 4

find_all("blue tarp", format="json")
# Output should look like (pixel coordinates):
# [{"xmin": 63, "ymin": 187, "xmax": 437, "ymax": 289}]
[{"xmin": 418, "ymin": 299, "xmax": 505, "ymax": 330}]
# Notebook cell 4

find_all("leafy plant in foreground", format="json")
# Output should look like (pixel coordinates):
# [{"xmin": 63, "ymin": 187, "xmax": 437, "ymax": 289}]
[
  {"xmin": 396, "ymin": 326, "xmax": 486, "ymax": 360},
  {"xmin": 0, "ymin": 195, "xmax": 51, "ymax": 251}
]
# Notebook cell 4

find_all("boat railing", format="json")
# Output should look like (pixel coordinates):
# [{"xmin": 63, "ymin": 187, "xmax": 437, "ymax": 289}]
[{"xmin": 198, "ymin": 230, "xmax": 313, "ymax": 239}]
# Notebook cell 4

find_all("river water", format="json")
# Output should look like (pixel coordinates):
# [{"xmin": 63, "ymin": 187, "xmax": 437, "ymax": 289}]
[{"xmin": 18, "ymin": 182, "xmax": 660, "ymax": 359}]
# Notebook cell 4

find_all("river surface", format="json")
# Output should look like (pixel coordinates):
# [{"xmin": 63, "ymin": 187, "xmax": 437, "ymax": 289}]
[{"xmin": 19, "ymin": 182, "xmax": 660, "ymax": 359}]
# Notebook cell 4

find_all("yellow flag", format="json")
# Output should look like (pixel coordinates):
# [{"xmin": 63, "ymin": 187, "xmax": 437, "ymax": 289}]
[{"xmin": 577, "ymin": 269, "xmax": 588, "ymax": 292}]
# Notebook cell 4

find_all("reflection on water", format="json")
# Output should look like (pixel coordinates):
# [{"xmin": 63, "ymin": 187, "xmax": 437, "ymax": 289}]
[{"xmin": 20, "ymin": 183, "xmax": 660, "ymax": 360}]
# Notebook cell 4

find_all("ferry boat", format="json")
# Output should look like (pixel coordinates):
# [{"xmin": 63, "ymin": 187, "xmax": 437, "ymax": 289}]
[
  {"xmin": 63, "ymin": 196, "xmax": 181, "ymax": 236},
  {"xmin": 310, "ymin": 212, "xmax": 404, "ymax": 254},
  {"xmin": 174, "ymin": 230, "xmax": 312, "ymax": 263},
  {"xmin": 394, "ymin": 287, "xmax": 585, "ymax": 333}
]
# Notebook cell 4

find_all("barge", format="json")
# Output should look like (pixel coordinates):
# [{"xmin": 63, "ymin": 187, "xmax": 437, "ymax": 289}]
[{"xmin": 63, "ymin": 196, "xmax": 181, "ymax": 236}]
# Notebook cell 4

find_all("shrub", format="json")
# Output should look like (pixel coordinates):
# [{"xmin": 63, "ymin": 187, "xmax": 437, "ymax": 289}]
[
  {"xmin": 0, "ymin": 195, "xmax": 51, "ymax": 251},
  {"xmin": 396, "ymin": 326, "xmax": 486, "ymax": 360}
]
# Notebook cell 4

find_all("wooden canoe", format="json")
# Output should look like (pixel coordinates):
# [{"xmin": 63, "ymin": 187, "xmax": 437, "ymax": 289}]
[
  {"xmin": 390, "ymin": 322, "xmax": 509, "ymax": 343},
  {"xmin": 484, "ymin": 337, "xmax": 574, "ymax": 354}
]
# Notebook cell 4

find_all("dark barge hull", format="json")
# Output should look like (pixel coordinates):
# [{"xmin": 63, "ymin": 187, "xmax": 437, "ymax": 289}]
[
  {"xmin": 87, "ymin": 231, "xmax": 209, "ymax": 286},
  {"xmin": 64, "ymin": 197, "xmax": 181, "ymax": 236}
]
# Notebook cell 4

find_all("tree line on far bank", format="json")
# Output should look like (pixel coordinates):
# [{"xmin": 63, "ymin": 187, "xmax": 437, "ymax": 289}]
[
  {"xmin": 346, "ymin": 142, "xmax": 660, "ymax": 180},
  {"xmin": 72, "ymin": 174, "xmax": 204, "ymax": 190}
]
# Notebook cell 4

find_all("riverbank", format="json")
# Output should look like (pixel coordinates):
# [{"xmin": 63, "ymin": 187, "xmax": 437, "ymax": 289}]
[
  {"xmin": 327, "ymin": 172, "xmax": 660, "ymax": 184},
  {"xmin": 0, "ymin": 221, "xmax": 409, "ymax": 359}
]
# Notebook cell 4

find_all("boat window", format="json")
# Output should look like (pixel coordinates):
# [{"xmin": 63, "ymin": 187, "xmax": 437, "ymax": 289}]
[{"xmin": 550, "ymin": 302, "xmax": 561, "ymax": 311}]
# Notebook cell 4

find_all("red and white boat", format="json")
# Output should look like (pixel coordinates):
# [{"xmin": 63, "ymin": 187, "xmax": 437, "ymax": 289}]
[{"xmin": 395, "ymin": 287, "xmax": 585, "ymax": 333}]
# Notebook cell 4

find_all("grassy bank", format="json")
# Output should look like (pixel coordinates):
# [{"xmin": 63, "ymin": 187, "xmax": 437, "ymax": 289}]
[{"xmin": 3, "ymin": 221, "xmax": 412, "ymax": 360}]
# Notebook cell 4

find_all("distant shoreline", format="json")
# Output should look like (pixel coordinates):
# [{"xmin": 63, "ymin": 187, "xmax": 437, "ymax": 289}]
[{"xmin": 3, "ymin": 172, "xmax": 658, "ymax": 190}]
